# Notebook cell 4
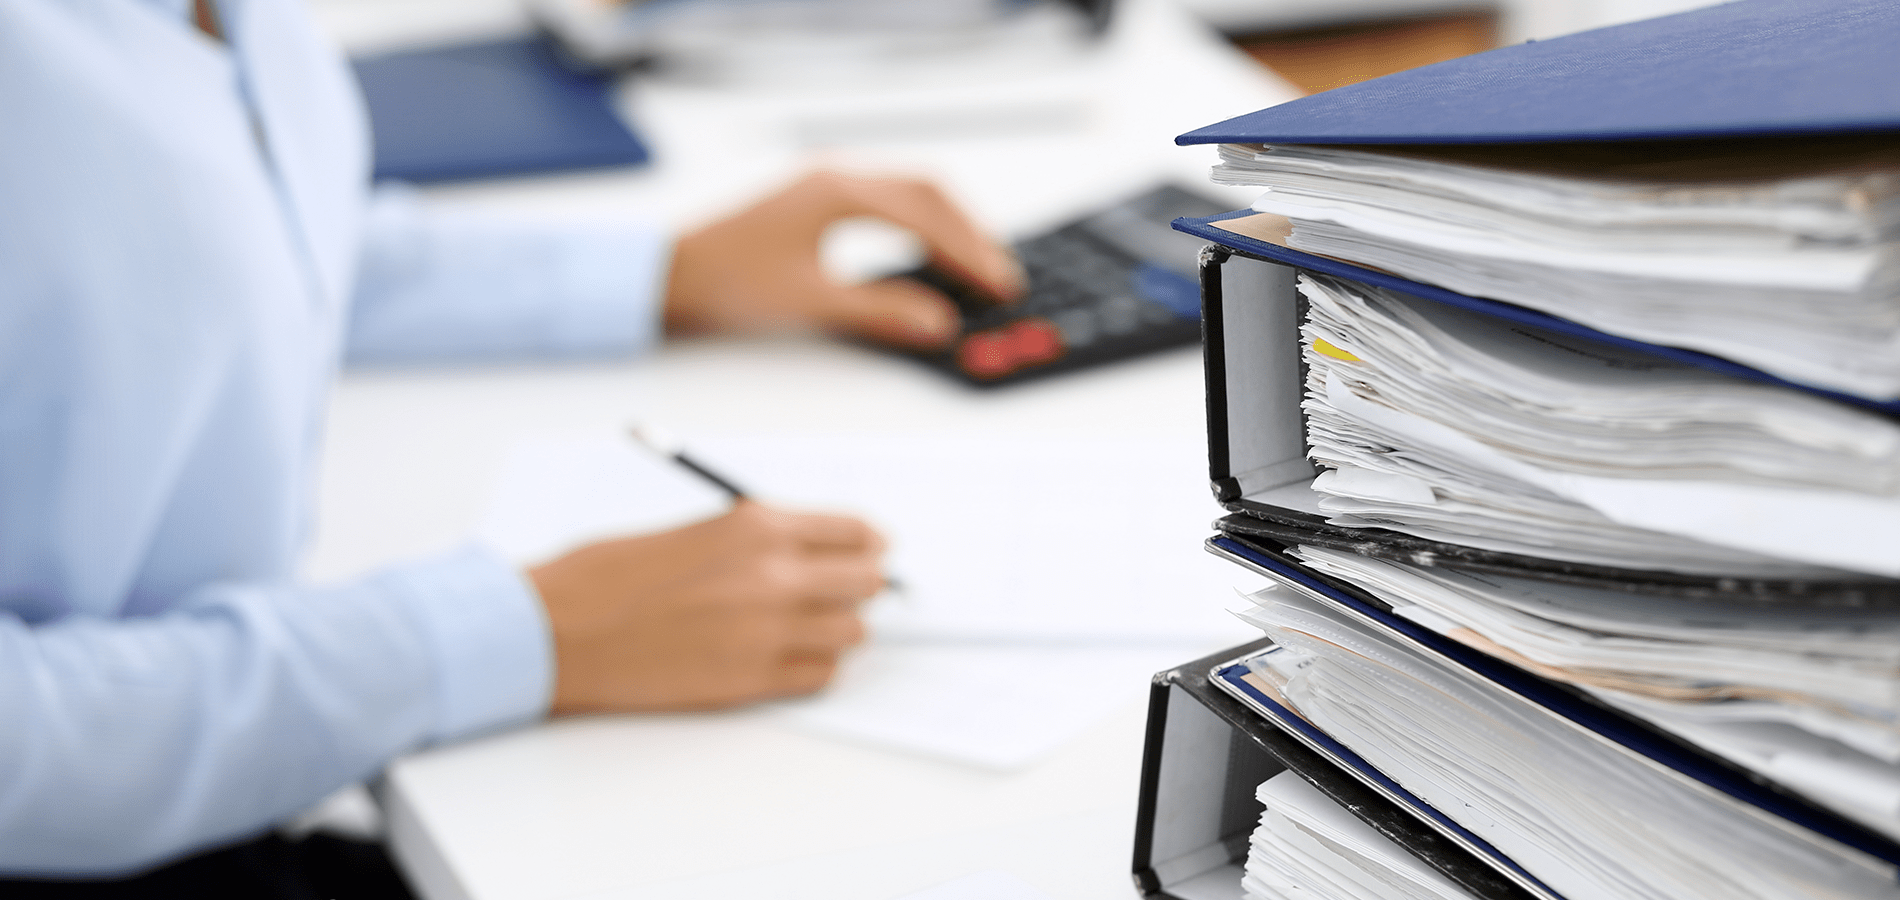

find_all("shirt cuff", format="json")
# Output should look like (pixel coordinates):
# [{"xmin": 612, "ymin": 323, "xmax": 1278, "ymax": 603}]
[
  {"xmin": 348, "ymin": 186, "xmax": 670, "ymax": 364},
  {"xmin": 542, "ymin": 224, "xmax": 670, "ymax": 359},
  {"xmin": 387, "ymin": 545, "xmax": 554, "ymax": 742}
]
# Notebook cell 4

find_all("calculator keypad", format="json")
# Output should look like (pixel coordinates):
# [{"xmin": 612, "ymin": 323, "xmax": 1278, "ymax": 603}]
[{"xmin": 903, "ymin": 184, "xmax": 1227, "ymax": 387}]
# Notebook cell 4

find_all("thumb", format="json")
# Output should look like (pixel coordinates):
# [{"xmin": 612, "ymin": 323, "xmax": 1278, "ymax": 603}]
[{"xmin": 824, "ymin": 277, "xmax": 962, "ymax": 349}]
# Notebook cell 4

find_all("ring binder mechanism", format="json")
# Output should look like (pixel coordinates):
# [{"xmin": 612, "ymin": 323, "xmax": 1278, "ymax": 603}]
[{"xmin": 1134, "ymin": 1, "xmax": 1900, "ymax": 897}]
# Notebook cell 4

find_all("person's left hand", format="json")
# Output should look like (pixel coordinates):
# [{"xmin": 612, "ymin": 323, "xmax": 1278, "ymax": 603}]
[{"xmin": 663, "ymin": 170, "xmax": 1025, "ymax": 349}]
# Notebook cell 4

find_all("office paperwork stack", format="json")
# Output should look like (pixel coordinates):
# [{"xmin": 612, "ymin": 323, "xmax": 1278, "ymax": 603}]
[
  {"xmin": 1133, "ymin": 2, "xmax": 1900, "ymax": 899},
  {"xmin": 1214, "ymin": 139, "xmax": 1900, "ymax": 401},
  {"xmin": 1244, "ymin": 770, "xmax": 1477, "ymax": 900}
]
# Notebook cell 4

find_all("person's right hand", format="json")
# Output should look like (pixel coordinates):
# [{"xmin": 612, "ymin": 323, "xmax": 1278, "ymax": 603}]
[
  {"xmin": 529, "ymin": 501, "xmax": 885, "ymax": 714},
  {"xmin": 664, "ymin": 170, "xmax": 1025, "ymax": 349}
]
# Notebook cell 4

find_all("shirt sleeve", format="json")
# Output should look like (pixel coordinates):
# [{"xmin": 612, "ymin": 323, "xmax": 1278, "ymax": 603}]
[
  {"xmin": 345, "ymin": 186, "xmax": 670, "ymax": 365},
  {"xmin": 0, "ymin": 545, "xmax": 553, "ymax": 877}
]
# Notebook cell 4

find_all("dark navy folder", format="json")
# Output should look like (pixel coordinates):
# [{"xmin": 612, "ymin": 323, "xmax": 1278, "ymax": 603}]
[
  {"xmin": 352, "ymin": 35, "xmax": 649, "ymax": 183},
  {"xmin": 1177, "ymin": 0, "xmax": 1900, "ymax": 146}
]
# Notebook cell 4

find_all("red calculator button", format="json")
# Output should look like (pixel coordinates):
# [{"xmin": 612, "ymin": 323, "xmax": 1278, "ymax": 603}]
[
  {"xmin": 1011, "ymin": 318, "xmax": 1064, "ymax": 366},
  {"xmin": 959, "ymin": 330, "xmax": 1017, "ymax": 378},
  {"xmin": 958, "ymin": 319, "xmax": 1067, "ymax": 380}
]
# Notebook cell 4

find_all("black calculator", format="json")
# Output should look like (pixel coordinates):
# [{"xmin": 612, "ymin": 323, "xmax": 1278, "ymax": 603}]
[{"xmin": 903, "ymin": 183, "xmax": 1231, "ymax": 387}]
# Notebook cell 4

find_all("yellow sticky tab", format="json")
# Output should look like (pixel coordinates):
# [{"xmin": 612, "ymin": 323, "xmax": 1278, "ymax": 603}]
[{"xmin": 1313, "ymin": 339, "xmax": 1360, "ymax": 362}]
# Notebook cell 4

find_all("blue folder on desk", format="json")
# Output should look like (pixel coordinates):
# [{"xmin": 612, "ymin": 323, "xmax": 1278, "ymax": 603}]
[{"xmin": 352, "ymin": 36, "xmax": 649, "ymax": 183}]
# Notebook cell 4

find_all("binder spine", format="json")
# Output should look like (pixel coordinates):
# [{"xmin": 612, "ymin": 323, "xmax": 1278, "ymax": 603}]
[
  {"xmin": 1198, "ymin": 244, "xmax": 1242, "ymax": 504},
  {"xmin": 1130, "ymin": 675, "xmax": 1175, "ymax": 897}
]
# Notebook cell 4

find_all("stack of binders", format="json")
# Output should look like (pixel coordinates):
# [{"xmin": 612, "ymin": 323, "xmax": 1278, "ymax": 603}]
[{"xmin": 1134, "ymin": 2, "xmax": 1900, "ymax": 899}]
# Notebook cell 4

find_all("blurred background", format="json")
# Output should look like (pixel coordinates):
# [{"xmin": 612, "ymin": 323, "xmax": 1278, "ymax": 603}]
[
  {"xmin": 308, "ymin": 0, "xmax": 1737, "ymax": 295},
  {"xmin": 1194, "ymin": 0, "xmax": 1730, "ymax": 93},
  {"xmin": 314, "ymin": 0, "xmax": 1734, "ymax": 95}
]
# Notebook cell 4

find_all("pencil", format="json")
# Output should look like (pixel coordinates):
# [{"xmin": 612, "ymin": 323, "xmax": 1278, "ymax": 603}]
[
  {"xmin": 627, "ymin": 424, "xmax": 905, "ymax": 596},
  {"xmin": 627, "ymin": 424, "xmax": 749, "ymax": 500}
]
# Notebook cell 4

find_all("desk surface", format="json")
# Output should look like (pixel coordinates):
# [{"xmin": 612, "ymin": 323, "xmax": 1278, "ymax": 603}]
[
  {"xmin": 302, "ymin": 1, "xmax": 1295, "ymax": 898},
  {"xmin": 382, "ymin": 647, "xmax": 1157, "ymax": 900},
  {"xmin": 319, "ymin": 341, "xmax": 1239, "ymax": 900},
  {"xmin": 324, "ymin": 343, "xmax": 1246, "ymax": 900}
]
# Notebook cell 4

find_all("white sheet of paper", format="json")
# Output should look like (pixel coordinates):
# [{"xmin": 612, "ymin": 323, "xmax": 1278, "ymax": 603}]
[
  {"xmin": 768, "ymin": 640, "xmax": 1210, "ymax": 770},
  {"xmin": 1324, "ymin": 371, "xmax": 1900, "ymax": 578},
  {"xmin": 1254, "ymin": 769, "xmax": 1476, "ymax": 900},
  {"xmin": 477, "ymin": 432, "xmax": 1262, "ymax": 642},
  {"xmin": 1296, "ymin": 274, "xmax": 1900, "ymax": 578},
  {"xmin": 476, "ymin": 432, "xmax": 1255, "ymax": 768}
]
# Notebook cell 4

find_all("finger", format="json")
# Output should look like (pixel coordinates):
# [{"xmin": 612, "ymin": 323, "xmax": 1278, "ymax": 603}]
[
  {"xmin": 811, "ymin": 173, "xmax": 1025, "ymax": 302},
  {"xmin": 731, "ymin": 502, "xmax": 874, "ymax": 550},
  {"xmin": 822, "ymin": 277, "xmax": 962, "ymax": 348},
  {"xmin": 784, "ymin": 608, "xmax": 867, "ymax": 654},
  {"xmin": 785, "ymin": 553, "xmax": 887, "ymax": 607},
  {"xmin": 778, "ymin": 509, "xmax": 885, "ymax": 554},
  {"xmin": 770, "ymin": 652, "xmax": 840, "ymax": 698}
]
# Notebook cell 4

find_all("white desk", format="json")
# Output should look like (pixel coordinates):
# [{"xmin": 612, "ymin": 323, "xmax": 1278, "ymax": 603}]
[
  {"xmin": 301, "ymin": 2, "xmax": 1295, "ymax": 897},
  {"xmin": 314, "ymin": 340, "xmax": 1242, "ymax": 900}
]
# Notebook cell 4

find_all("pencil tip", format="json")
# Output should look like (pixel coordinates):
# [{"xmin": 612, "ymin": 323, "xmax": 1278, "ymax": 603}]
[{"xmin": 627, "ymin": 423, "xmax": 683, "ymax": 457}]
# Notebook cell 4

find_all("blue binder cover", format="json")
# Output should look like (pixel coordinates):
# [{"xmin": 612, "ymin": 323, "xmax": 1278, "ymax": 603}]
[
  {"xmin": 1176, "ymin": 0, "xmax": 1900, "ymax": 146},
  {"xmin": 352, "ymin": 36, "xmax": 649, "ymax": 183}
]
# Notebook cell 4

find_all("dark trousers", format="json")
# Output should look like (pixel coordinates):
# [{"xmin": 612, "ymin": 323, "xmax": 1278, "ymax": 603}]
[{"xmin": 0, "ymin": 833, "xmax": 418, "ymax": 899}]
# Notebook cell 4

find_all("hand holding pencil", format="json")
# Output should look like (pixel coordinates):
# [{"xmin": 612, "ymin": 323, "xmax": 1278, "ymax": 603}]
[
  {"xmin": 525, "ymin": 428, "xmax": 888, "ymax": 714},
  {"xmin": 629, "ymin": 424, "xmax": 906, "ymax": 593}
]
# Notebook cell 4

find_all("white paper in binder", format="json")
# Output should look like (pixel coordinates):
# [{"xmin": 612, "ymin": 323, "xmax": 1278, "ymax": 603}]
[{"xmin": 1295, "ymin": 272, "xmax": 1900, "ymax": 578}]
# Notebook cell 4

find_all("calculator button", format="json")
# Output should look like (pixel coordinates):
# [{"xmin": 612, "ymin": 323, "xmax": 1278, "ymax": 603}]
[
  {"xmin": 956, "ymin": 319, "xmax": 1066, "ymax": 379},
  {"xmin": 1140, "ymin": 300, "xmax": 1179, "ymax": 326},
  {"xmin": 1130, "ymin": 262, "xmax": 1201, "ymax": 319},
  {"xmin": 958, "ymin": 331, "xmax": 1017, "ymax": 379},
  {"xmin": 1051, "ymin": 308, "xmax": 1098, "ymax": 348},
  {"xmin": 1012, "ymin": 318, "xmax": 1063, "ymax": 366},
  {"xmin": 1098, "ymin": 294, "xmax": 1143, "ymax": 335}
]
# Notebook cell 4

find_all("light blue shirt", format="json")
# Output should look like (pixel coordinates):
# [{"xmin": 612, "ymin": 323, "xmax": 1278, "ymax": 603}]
[{"xmin": 0, "ymin": 0, "xmax": 666, "ymax": 875}]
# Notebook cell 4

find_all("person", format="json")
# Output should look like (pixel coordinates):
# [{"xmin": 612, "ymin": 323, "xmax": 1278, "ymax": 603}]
[{"xmin": 0, "ymin": 0, "xmax": 1023, "ymax": 887}]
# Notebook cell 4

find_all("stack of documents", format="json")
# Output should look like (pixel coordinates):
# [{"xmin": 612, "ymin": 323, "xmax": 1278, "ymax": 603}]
[
  {"xmin": 1297, "ymin": 271, "xmax": 1900, "ymax": 578},
  {"xmin": 1233, "ymin": 586, "xmax": 1900, "ymax": 900},
  {"xmin": 1291, "ymin": 544, "xmax": 1900, "ymax": 840},
  {"xmin": 1213, "ymin": 139, "xmax": 1900, "ymax": 400},
  {"xmin": 1245, "ymin": 770, "xmax": 1476, "ymax": 900},
  {"xmin": 1165, "ymin": 3, "xmax": 1900, "ymax": 898}
]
